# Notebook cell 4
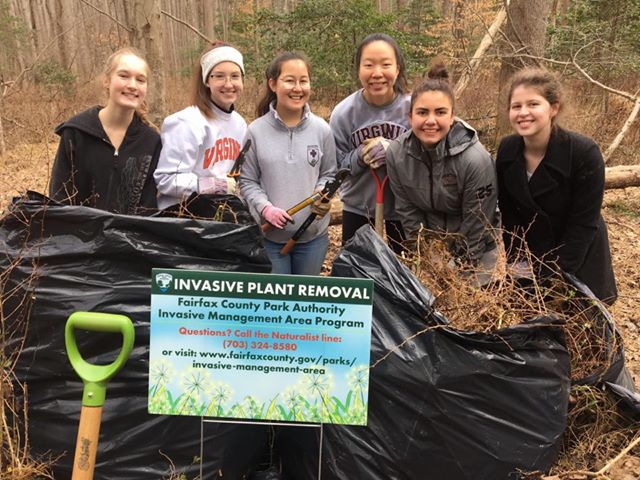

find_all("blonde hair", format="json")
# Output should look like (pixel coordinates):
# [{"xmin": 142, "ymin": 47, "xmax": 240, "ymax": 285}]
[{"xmin": 103, "ymin": 47, "xmax": 158, "ymax": 131}]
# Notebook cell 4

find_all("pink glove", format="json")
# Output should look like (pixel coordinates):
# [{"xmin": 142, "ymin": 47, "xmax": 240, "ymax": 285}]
[
  {"xmin": 358, "ymin": 137, "xmax": 390, "ymax": 169},
  {"xmin": 198, "ymin": 176, "xmax": 232, "ymax": 195},
  {"xmin": 262, "ymin": 205, "xmax": 292, "ymax": 229}
]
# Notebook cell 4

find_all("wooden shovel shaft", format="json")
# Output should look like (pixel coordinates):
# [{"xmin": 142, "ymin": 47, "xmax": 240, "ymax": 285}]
[
  {"xmin": 371, "ymin": 169, "xmax": 388, "ymax": 238},
  {"xmin": 72, "ymin": 405, "xmax": 103, "ymax": 480},
  {"xmin": 374, "ymin": 202, "xmax": 384, "ymax": 236}
]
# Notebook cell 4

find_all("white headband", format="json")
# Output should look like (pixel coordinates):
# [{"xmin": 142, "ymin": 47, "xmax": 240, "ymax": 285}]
[{"xmin": 201, "ymin": 46, "xmax": 245, "ymax": 84}]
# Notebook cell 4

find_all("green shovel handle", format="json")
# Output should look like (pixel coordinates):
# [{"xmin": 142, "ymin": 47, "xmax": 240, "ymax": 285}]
[{"xmin": 65, "ymin": 312, "xmax": 135, "ymax": 407}]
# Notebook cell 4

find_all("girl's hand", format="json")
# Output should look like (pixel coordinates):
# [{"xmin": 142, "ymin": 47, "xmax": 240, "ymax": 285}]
[
  {"xmin": 198, "ymin": 176, "xmax": 233, "ymax": 195},
  {"xmin": 262, "ymin": 205, "xmax": 292, "ymax": 229},
  {"xmin": 358, "ymin": 137, "xmax": 390, "ymax": 169}
]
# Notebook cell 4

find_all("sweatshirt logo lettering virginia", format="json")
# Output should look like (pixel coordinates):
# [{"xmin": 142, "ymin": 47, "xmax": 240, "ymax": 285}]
[
  {"xmin": 351, "ymin": 122, "xmax": 407, "ymax": 147},
  {"xmin": 203, "ymin": 137, "xmax": 241, "ymax": 169}
]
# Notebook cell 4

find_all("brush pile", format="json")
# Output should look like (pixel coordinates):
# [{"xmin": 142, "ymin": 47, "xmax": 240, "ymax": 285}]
[{"xmin": 401, "ymin": 233, "xmax": 639, "ymax": 477}]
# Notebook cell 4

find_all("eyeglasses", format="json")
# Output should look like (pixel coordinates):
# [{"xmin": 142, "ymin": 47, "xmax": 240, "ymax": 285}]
[
  {"xmin": 209, "ymin": 73, "xmax": 243, "ymax": 84},
  {"xmin": 279, "ymin": 78, "xmax": 310, "ymax": 89}
]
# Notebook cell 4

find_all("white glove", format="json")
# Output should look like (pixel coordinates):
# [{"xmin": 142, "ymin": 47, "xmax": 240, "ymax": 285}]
[
  {"xmin": 358, "ymin": 137, "xmax": 391, "ymax": 169},
  {"xmin": 198, "ymin": 176, "xmax": 236, "ymax": 195}
]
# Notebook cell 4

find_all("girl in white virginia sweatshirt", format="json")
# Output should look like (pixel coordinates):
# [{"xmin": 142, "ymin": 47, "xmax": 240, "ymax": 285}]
[
  {"xmin": 154, "ymin": 43, "xmax": 247, "ymax": 210},
  {"xmin": 240, "ymin": 52, "xmax": 337, "ymax": 275}
]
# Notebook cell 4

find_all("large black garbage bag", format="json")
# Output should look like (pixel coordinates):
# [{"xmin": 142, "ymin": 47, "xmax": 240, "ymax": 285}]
[
  {"xmin": 279, "ymin": 226, "xmax": 571, "ymax": 480},
  {"xmin": 1, "ymin": 193, "xmax": 271, "ymax": 479},
  {"xmin": 560, "ymin": 272, "xmax": 630, "ymax": 388}
]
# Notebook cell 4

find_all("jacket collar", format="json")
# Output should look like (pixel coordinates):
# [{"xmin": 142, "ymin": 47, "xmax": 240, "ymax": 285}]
[
  {"xmin": 502, "ymin": 128, "xmax": 571, "ymax": 208},
  {"xmin": 269, "ymin": 101, "xmax": 310, "ymax": 130},
  {"xmin": 54, "ymin": 105, "xmax": 144, "ymax": 142}
]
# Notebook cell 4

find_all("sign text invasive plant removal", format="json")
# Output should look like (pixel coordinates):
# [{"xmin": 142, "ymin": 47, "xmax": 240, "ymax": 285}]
[{"xmin": 149, "ymin": 269, "xmax": 373, "ymax": 425}]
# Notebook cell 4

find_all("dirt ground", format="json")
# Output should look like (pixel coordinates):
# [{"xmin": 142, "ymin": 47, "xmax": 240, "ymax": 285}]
[{"xmin": 1, "ymin": 143, "xmax": 639, "ymax": 478}]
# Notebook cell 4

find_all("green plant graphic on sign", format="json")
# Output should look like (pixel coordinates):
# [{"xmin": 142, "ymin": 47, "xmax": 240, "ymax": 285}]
[{"xmin": 147, "ymin": 360, "xmax": 370, "ymax": 425}]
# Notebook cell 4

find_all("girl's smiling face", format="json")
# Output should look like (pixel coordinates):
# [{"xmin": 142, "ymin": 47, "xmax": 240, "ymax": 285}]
[
  {"xmin": 207, "ymin": 61, "xmax": 244, "ymax": 110},
  {"xmin": 409, "ymin": 90, "xmax": 454, "ymax": 148},
  {"xmin": 509, "ymin": 85, "xmax": 559, "ymax": 141},
  {"xmin": 268, "ymin": 59, "xmax": 311, "ymax": 116},
  {"xmin": 358, "ymin": 40, "xmax": 399, "ymax": 106},
  {"xmin": 104, "ymin": 54, "xmax": 148, "ymax": 111}
]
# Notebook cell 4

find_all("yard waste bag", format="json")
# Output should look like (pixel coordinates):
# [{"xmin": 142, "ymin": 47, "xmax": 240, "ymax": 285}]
[
  {"xmin": 281, "ymin": 226, "xmax": 573, "ymax": 480},
  {"xmin": 1, "ymin": 192, "xmax": 272, "ymax": 479}
]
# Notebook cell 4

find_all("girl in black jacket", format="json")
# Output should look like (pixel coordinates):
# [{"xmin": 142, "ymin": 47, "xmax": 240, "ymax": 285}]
[
  {"xmin": 496, "ymin": 68, "xmax": 617, "ymax": 305},
  {"xmin": 49, "ymin": 47, "xmax": 161, "ymax": 215}
]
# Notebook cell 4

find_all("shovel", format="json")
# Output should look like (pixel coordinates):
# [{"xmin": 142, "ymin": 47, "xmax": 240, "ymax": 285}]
[
  {"xmin": 65, "ymin": 312, "xmax": 135, "ymax": 480},
  {"xmin": 370, "ymin": 167, "xmax": 389, "ymax": 237}
]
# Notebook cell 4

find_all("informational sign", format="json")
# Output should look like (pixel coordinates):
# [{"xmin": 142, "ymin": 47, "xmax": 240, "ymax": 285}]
[{"xmin": 149, "ymin": 268, "xmax": 373, "ymax": 426}]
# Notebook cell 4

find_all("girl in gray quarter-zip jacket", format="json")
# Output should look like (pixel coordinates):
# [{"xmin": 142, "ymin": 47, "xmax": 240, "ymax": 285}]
[{"xmin": 240, "ymin": 52, "xmax": 336, "ymax": 275}]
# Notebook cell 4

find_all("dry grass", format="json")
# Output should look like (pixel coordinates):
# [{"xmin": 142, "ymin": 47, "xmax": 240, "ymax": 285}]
[
  {"xmin": 401, "ymin": 233, "xmax": 618, "ymax": 382},
  {"xmin": 394, "ymin": 231, "xmax": 638, "ymax": 478},
  {"xmin": 1, "ymin": 251, "xmax": 54, "ymax": 479},
  {"xmin": 551, "ymin": 385, "xmax": 640, "ymax": 476}
]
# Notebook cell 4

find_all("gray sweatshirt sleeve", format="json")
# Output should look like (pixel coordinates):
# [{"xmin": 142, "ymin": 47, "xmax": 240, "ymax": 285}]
[
  {"xmin": 316, "ymin": 126, "xmax": 338, "ymax": 190},
  {"xmin": 238, "ymin": 129, "xmax": 270, "ymax": 218},
  {"xmin": 329, "ymin": 111, "xmax": 368, "ymax": 176},
  {"xmin": 458, "ymin": 144, "xmax": 498, "ymax": 262},
  {"xmin": 386, "ymin": 142, "xmax": 425, "ymax": 244}
]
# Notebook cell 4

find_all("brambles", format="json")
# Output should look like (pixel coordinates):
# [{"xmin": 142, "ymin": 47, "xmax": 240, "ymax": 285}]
[{"xmin": 402, "ymin": 231, "xmax": 637, "ymax": 475}]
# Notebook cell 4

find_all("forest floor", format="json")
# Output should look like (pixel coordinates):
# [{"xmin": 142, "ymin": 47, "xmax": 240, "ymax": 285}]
[{"xmin": 1, "ymin": 142, "xmax": 639, "ymax": 478}]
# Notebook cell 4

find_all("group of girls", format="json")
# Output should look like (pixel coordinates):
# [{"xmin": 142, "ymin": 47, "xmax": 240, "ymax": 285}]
[{"xmin": 49, "ymin": 35, "xmax": 617, "ymax": 305}]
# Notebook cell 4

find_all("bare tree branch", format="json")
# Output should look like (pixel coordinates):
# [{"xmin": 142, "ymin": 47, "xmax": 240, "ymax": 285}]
[
  {"xmin": 78, "ymin": 0, "xmax": 132, "ymax": 33},
  {"xmin": 5, "ymin": 21, "xmax": 81, "ymax": 98},
  {"xmin": 509, "ymin": 53, "xmax": 639, "ymax": 102},
  {"xmin": 455, "ymin": 2, "xmax": 510, "ymax": 97},
  {"xmin": 603, "ymin": 99, "xmax": 640, "ymax": 163},
  {"xmin": 500, "ymin": 51, "xmax": 639, "ymax": 164},
  {"xmin": 161, "ymin": 9, "xmax": 213, "ymax": 46}
]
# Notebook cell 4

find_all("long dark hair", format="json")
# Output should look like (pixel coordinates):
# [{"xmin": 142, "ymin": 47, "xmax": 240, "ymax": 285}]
[
  {"xmin": 410, "ymin": 59, "xmax": 454, "ymax": 111},
  {"xmin": 256, "ymin": 51, "xmax": 311, "ymax": 118},
  {"xmin": 354, "ymin": 33, "xmax": 407, "ymax": 94}
]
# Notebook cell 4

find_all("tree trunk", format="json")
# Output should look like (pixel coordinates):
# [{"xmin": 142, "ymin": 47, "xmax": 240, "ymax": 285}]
[
  {"xmin": 440, "ymin": 0, "xmax": 453, "ymax": 19},
  {"xmin": 130, "ymin": 0, "xmax": 166, "ymax": 122},
  {"xmin": 495, "ymin": 0, "xmax": 552, "ymax": 142}
]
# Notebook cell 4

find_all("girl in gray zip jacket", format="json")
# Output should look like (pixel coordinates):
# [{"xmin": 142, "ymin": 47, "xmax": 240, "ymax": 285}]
[{"xmin": 386, "ymin": 63, "xmax": 498, "ymax": 281}]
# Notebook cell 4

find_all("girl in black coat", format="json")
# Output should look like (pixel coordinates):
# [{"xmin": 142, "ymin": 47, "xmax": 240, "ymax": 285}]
[
  {"xmin": 496, "ymin": 68, "xmax": 617, "ymax": 305},
  {"xmin": 49, "ymin": 47, "xmax": 161, "ymax": 215}
]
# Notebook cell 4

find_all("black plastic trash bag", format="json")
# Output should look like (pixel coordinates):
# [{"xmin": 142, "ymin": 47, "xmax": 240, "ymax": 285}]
[
  {"xmin": 279, "ymin": 226, "xmax": 572, "ymax": 480},
  {"xmin": 1, "ymin": 193, "xmax": 271, "ymax": 479}
]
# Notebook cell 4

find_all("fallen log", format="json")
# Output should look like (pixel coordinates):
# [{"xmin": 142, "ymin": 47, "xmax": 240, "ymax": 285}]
[
  {"xmin": 605, "ymin": 165, "xmax": 640, "ymax": 190},
  {"xmin": 326, "ymin": 165, "xmax": 639, "ymax": 225}
]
